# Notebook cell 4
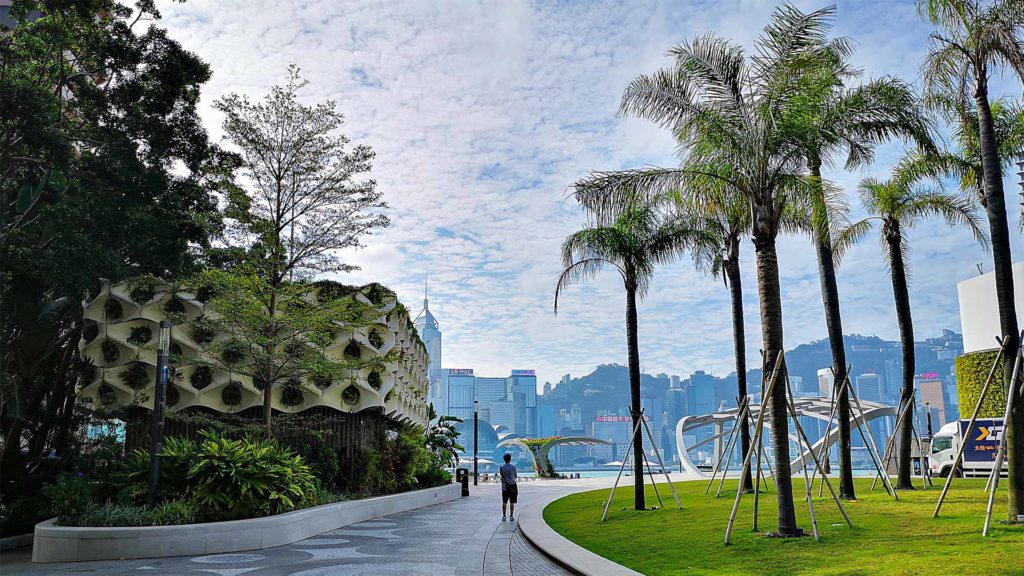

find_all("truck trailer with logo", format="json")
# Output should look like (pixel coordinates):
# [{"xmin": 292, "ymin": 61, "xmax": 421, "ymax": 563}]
[{"xmin": 929, "ymin": 418, "xmax": 1010, "ymax": 478}]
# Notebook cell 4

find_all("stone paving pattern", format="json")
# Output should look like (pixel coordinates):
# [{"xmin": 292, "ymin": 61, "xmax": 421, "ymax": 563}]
[{"xmin": 0, "ymin": 482, "xmax": 576, "ymax": 576}]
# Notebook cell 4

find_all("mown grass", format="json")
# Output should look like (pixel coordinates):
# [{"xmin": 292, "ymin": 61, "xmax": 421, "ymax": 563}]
[{"xmin": 543, "ymin": 478, "xmax": 1024, "ymax": 576}]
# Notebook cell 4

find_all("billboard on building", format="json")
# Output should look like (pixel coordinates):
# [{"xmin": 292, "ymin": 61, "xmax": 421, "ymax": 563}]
[
  {"xmin": 511, "ymin": 369, "xmax": 535, "ymax": 376},
  {"xmin": 449, "ymin": 368, "xmax": 474, "ymax": 375}
]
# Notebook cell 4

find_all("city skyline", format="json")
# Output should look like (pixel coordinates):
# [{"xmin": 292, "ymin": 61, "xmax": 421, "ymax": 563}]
[{"xmin": 156, "ymin": 0, "xmax": 1024, "ymax": 386}]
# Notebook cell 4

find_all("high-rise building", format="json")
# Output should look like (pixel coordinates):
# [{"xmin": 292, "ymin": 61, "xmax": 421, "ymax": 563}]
[
  {"xmin": 916, "ymin": 372, "xmax": 949, "ymax": 426},
  {"xmin": 641, "ymin": 396, "xmax": 664, "ymax": 450},
  {"xmin": 510, "ymin": 370, "xmax": 538, "ymax": 436},
  {"xmin": 414, "ymin": 284, "xmax": 443, "ymax": 411},
  {"xmin": 817, "ymin": 368, "xmax": 834, "ymax": 398},
  {"xmin": 687, "ymin": 371, "xmax": 716, "ymax": 416},
  {"xmin": 440, "ymin": 368, "xmax": 538, "ymax": 450},
  {"xmin": 669, "ymin": 375, "xmax": 682, "ymax": 389},
  {"xmin": 542, "ymin": 381, "xmax": 552, "ymax": 396},
  {"xmin": 855, "ymin": 373, "xmax": 883, "ymax": 403}
]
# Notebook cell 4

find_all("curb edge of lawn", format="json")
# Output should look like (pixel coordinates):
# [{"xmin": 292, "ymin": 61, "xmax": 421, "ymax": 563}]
[{"xmin": 519, "ymin": 490, "xmax": 643, "ymax": 576}]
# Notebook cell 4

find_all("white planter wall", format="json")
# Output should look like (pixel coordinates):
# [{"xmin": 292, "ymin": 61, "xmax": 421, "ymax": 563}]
[{"xmin": 33, "ymin": 483, "xmax": 461, "ymax": 562}]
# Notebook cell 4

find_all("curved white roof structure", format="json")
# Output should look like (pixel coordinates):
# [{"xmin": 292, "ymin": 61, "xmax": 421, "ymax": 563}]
[{"xmin": 675, "ymin": 396, "xmax": 897, "ymax": 477}]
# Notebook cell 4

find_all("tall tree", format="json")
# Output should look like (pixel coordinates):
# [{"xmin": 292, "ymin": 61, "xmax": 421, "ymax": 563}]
[
  {"xmin": 555, "ymin": 195, "xmax": 711, "ymax": 510},
  {"xmin": 577, "ymin": 171, "xmax": 755, "ymax": 492},
  {"xmin": 919, "ymin": 0, "xmax": 1024, "ymax": 519},
  {"xmin": 838, "ymin": 157, "xmax": 986, "ymax": 488},
  {"xmin": 602, "ymin": 5, "xmax": 844, "ymax": 535},
  {"xmin": 783, "ymin": 52, "xmax": 935, "ymax": 499},
  {"xmin": 214, "ymin": 66, "xmax": 389, "ymax": 426},
  {"xmin": 0, "ymin": 1, "xmax": 228, "ymax": 495}
]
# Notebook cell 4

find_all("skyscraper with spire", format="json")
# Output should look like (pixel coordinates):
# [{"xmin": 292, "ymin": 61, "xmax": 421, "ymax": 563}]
[{"xmin": 414, "ymin": 280, "xmax": 444, "ymax": 412}]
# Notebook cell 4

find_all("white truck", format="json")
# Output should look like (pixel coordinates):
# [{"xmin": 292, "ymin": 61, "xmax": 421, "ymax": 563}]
[{"xmin": 929, "ymin": 418, "xmax": 1009, "ymax": 478}]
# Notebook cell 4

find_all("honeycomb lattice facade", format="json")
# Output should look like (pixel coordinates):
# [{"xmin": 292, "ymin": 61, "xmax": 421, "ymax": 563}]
[{"xmin": 78, "ymin": 279, "xmax": 431, "ymax": 426}]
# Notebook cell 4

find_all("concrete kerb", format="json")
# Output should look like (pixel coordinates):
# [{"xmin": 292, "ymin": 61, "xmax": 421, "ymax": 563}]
[
  {"xmin": 32, "ymin": 482, "xmax": 461, "ymax": 563},
  {"xmin": 518, "ymin": 490, "xmax": 642, "ymax": 576}
]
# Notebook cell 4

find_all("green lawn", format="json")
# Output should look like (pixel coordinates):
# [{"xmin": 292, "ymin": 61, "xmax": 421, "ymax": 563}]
[{"xmin": 543, "ymin": 478, "xmax": 1024, "ymax": 576}]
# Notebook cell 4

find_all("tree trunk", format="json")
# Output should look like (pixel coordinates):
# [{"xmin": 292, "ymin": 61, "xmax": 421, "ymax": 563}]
[
  {"xmin": 625, "ymin": 284, "xmax": 645, "ymax": 511},
  {"xmin": 885, "ymin": 230, "xmax": 916, "ymax": 489},
  {"xmin": 725, "ymin": 247, "xmax": 754, "ymax": 493},
  {"xmin": 753, "ymin": 235, "xmax": 799, "ymax": 535},
  {"xmin": 809, "ymin": 161, "xmax": 855, "ymax": 499},
  {"xmin": 975, "ymin": 86, "xmax": 1023, "ymax": 522},
  {"xmin": 264, "ymin": 288, "xmax": 278, "ymax": 428}
]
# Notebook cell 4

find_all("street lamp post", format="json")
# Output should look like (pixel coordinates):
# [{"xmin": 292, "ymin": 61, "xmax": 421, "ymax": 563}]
[
  {"xmin": 473, "ymin": 399, "xmax": 479, "ymax": 486},
  {"xmin": 925, "ymin": 402, "xmax": 934, "ymax": 437},
  {"xmin": 147, "ymin": 320, "xmax": 172, "ymax": 503}
]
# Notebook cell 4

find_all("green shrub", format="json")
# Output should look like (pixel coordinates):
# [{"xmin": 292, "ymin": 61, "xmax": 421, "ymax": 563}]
[
  {"xmin": 127, "ymin": 325, "xmax": 152, "ymax": 346},
  {"xmin": 367, "ymin": 371, "xmax": 382, "ymax": 390},
  {"xmin": 368, "ymin": 328, "xmax": 384, "ymax": 349},
  {"xmin": 188, "ymin": 431, "xmax": 319, "ymax": 519},
  {"xmin": 104, "ymin": 299, "xmax": 123, "ymax": 321},
  {"xmin": 190, "ymin": 365, "xmax": 213, "ymax": 390},
  {"xmin": 129, "ymin": 281, "xmax": 156, "ymax": 304},
  {"xmin": 416, "ymin": 452, "xmax": 452, "ymax": 488},
  {"xmin": 956, "ymin": 350, "xmax": 1006, "ymax": 418},
  {"xmin": 119, "ymin": 436, "xmax": 198, "ymax": 503},
  {"xmin": 222, "ymin": 382, "xmax": 242, "ymax": 405},
  {"xmin": 59, "ymin": 504, "xmax": 148, "ymax": 527},
  {"xmin": 344, "ymin": 340, "xmax": 361, "ymax": 360},
  {"xmin": 342, "ymin": 385, "xmax": 360, "ymax": 406},
  {"xmin": 147, "ymin": 499, "xmax": 199, "ymax": 525},
  {"xmin": 1, "ymin": 492, "xmax": 52, "ymax": 536},
  {"xmin": 189, "ymin": 315, "xmax": 216, "ymax": 344},
  {"xmin": 119, "ymin": 362, "xmax": 149, "ymax": 389},
  {"xmin": 42, "ymin": 474, "xmax": 94, "ymax": 521},
  {"xmin": 101, "ymin": 340, "xmax": 119, "ymax": 363}
]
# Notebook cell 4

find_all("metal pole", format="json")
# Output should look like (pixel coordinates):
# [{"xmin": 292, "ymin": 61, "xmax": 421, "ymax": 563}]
[
  {"xmin": 473, "ymin": 399, "xmax": 479, "ymax": 486},
  {"xmin": 934, "ymin": 341, "xmax": 1012, "ymax": 518},
  {"xmin": 147, "ymin": 320, "xmax": 171, "ymax": 503},
  {"xmin": 925, "ymin": 402, "xmax": 933, "ymax": 437},
  {"xmin": 983, "ymin": 347, "xmax": 1021, "ymax": 536}
]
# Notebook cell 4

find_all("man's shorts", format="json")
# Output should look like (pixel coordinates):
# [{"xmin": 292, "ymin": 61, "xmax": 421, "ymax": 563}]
[{"xmin": 502, "ymin": 484, "xmax": 518, "ymax": 504}]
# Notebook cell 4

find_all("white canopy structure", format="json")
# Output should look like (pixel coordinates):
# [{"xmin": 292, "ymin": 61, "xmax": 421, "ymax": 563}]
[
  {"xmin": 675, "ymin": 395, "xmax": 897, "ymax": 477},
  {"xmin": 497, "ymin": 436, "xmax": 611, "ymax": 477}
]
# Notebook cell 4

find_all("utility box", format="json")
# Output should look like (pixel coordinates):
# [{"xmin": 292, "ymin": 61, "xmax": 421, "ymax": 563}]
[{"xmin": 456, "ymin": 468, "xmax": 469, "ymax": 497}]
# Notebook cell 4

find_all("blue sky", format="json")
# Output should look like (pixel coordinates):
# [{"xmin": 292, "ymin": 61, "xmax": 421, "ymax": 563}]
[{"xmin": 158, "ymin": 0, "xmax": 1023, "ymax": 388}]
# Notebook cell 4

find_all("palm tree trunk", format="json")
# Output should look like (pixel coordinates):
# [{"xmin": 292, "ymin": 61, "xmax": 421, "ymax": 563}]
[
  {"xmin": 625, "ymin": 284, "xmax": 645, "ymax": 511},
  {"xmin": 975, "ymin": 87, "xmax": 1023, "ymax": 521},
  {"xmin": 753, "ymin": 235, "xmax": 799, "ymax": 536},
  {"xmin": 725, "ymin": 246, "xmax": 754, "ymax": 492},
  {"xmin": 809, "ymin": 161, "xmax": 855, "ymax": 499},
  {"xmin": 885, "ymin": 230, "xmax": 916, "ymax": 489}
]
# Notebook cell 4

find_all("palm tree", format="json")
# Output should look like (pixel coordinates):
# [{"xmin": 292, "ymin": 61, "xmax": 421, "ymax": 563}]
[
  {"xmin": 597, "ymin": 5, "xmax": 843, "ymax": 535},
  {"xmin": 576, "ymin": 171, "xmax": 756, "ymax": 492},
  {"xmin": 554, "ymin": 196, "xmax": 711, "ymax": 510},
  {"xmin": 784, "ymin": 55, "xmax": 935, "ymax": 500},
  {"xmin": 918, "ymin": 0, "xmax": 1024, "ymax": 518},
  {"xmin": 838, "ymin": 158, "xmax": 986, "ymax": 488}
]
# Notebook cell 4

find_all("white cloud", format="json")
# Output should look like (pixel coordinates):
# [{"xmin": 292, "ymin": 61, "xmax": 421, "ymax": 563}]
[{"xmin": 157, "ymin": 0, "xmax": 1024, "ymax": 387}]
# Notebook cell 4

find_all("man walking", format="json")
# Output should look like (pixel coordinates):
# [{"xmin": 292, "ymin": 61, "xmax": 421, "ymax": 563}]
[{"xmin": 499, "ymin": 453, "xmax": 518, "ymax": 521}]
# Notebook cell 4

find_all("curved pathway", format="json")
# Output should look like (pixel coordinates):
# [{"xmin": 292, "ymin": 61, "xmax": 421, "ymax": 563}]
[{"xmin": 0, "ymin": 475, "xmax": 699, "ymax": 576}]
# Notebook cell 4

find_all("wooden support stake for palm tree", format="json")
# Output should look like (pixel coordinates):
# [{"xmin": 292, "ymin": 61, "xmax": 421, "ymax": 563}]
[
  {"xmin": 641, "ymin": 415, "xmax": 682, "ymax": 509},
  {"xmin": 812, "ymin": 374, "xmax": 847, "ymax": 498},
  {"xmin": 726, "ymin": 353, "xmax": 784, "ymax": 544},
  {"xmin": 601, "ymin": 408, "xmax": 679, "ymax": 521},
  {"xmin": 787, "ymin": 380, "xmax": 820, "ymax": 541},
  {"xmin": 712, "ymin": 398, "xmax": 750, "ymax": 497},
  {"xmin": 872, "ymin": 397, "xmax": 917, "ymax": 491},
  {"xmin": 983, "ymin": 347, "xmax": 1023, "ymax": 536},
  {"xmin": 933, "ymin": 340, "xmax": 1011, "ymax": 518},
  {"xmin": 601, "ymin": 415, "xmax": 644, "ymax": 522},
  {"xmin": 785, "ymin": 374, "xmax": 853, "ymax": 529},
  {"xmin": 845, "ymin": 370, "xmax": 898, "ymax": 500}
]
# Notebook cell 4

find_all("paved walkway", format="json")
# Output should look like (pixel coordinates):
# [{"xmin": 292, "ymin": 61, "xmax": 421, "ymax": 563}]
[{"xmin": 0, "ymin": 481, "xmax": 588, "ymax": 576}]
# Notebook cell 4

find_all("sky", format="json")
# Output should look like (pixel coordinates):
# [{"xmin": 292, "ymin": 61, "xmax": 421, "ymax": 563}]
[{"xmin": 156, "ymin": 0, "xmax": 1024, "ymax": 389}]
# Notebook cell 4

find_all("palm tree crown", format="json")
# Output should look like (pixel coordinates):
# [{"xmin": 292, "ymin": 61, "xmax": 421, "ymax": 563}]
[{"xmin": 554, "ymin": 199, "xmax": 711, "ymax": 312}]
